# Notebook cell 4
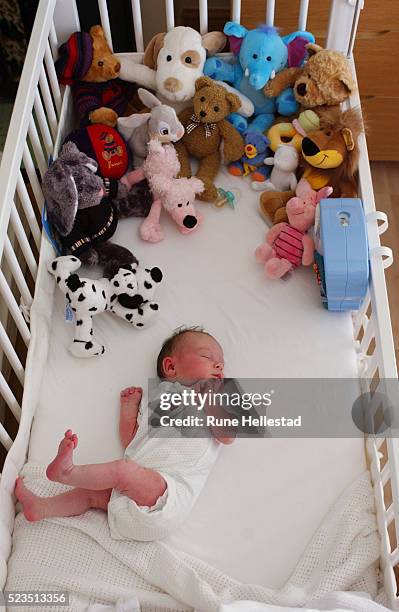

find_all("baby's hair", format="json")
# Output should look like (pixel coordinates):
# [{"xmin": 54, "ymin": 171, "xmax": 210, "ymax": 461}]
[{"xmin": 157, "ymin": 326, "xmax": 212, "ymax": 378}]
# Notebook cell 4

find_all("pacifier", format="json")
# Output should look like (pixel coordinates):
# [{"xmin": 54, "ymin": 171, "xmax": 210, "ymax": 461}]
[{"xmin": 214, "ymin": 188, "xmax": 237, "ymax": 209}]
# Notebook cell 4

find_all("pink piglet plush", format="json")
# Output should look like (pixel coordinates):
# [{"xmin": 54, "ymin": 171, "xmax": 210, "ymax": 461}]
[{"xmin": 255, "ymin": 178, "xmax": 333, "ymax": 279}]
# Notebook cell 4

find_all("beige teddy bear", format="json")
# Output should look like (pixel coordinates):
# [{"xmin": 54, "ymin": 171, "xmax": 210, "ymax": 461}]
[
  {"xmin": 174, "ymin": 76, "xmax": 245, "ymax": 202},
  {"xmin": 264, "ymin": 44, "xmax": 357, "ymax": 119}
]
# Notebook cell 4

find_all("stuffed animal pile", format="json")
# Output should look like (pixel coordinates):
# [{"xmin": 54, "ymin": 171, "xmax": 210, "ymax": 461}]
[{"xmin": 44, "ymin": 21, "xmax": 366, "ymax": 356}]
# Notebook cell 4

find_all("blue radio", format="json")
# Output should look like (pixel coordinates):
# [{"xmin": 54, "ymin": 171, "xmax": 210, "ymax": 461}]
[{"xmin": 313, "ymin": 198, "xmax": 369, "ymax": 311}]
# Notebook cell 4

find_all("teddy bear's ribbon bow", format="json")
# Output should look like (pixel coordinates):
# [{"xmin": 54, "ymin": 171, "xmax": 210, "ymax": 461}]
[{"xmin": 186, "ymin": 114, "xmax": 216, "ymax": 138}]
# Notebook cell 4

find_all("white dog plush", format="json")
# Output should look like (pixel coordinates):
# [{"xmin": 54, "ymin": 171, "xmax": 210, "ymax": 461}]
[
  {"xmin": 117, "ymin": 26, "xmax": 253, "ymax": 116},
  {"xmin": 48, "ymin": 256, "xmax": 162, "ymax": 358}
]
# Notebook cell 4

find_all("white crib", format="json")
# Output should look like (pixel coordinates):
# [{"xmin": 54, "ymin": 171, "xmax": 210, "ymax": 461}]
[{"xmin": 0, "ymin": 0, "xmax": 398, "ymax": 609}]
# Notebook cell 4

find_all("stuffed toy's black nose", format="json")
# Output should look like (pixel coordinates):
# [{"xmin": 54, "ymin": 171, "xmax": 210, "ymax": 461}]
[
  {"xmin": 302, "ymin": 137, "xmax": 320, "ymax": 157},
  {"xmin": 200, "ymin": 110, "xmax": 207, "ymax": 118},
  {"xmin": 118, "ymin": 294, "xmax": 144, "ymax": 309},
  {"xmin": 183, "ymin": 215, "xmax": 197, "ymax": 229}
]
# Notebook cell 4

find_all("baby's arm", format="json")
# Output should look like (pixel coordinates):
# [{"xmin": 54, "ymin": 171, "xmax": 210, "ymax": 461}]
[{"xmin": 197, "ymin": 381, "xmax": 236, "ymax": 444}]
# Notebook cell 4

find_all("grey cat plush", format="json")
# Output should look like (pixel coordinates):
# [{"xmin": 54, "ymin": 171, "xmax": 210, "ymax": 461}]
[
  {"xmin": 117, "ymin": 88, "xmax": 184, "ymax": 167},
  {"xmin": 43, "ymin": 142, "xmax": 152, "ymax": 277}
]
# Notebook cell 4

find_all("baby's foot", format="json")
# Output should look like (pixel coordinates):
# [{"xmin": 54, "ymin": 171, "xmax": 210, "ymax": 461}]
[
  {"xmin": 120, "ymin": 387, "xmax": 142, "ymax": 447},
  {"xmin": 15, "ymin": 477, "xmax": 45, "ymax": 522},
  {"xmin": 46, "ymin": 429, "xmax": 77, "ymax": 483}
]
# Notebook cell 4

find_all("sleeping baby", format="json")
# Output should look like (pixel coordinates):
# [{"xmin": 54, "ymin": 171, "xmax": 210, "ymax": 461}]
[{"xmin": 15, "ymin": 328, "xmax": 233, "ymax": 541}]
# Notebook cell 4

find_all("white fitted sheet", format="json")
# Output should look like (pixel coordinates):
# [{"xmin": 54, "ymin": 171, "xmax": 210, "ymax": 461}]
[{"xmin": 27, "ymin": 171, "xmax": 365, "ymax": 589}]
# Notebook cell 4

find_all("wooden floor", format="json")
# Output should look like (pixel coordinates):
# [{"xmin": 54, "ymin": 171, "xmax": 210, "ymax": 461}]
[{"xmin": 370, "ymin": 162, "xmax": 399, "ymax": 367}]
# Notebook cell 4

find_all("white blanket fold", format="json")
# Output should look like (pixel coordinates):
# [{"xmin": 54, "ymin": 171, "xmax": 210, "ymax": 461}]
[{"xmin": 6, "ymin": 465, "xmax": 380, "ymax": 612}]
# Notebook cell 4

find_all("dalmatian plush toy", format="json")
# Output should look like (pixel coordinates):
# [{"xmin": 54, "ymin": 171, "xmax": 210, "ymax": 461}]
[{"xmin": 48, "ymin": 255, "xmax": 162, "ymax": 358}]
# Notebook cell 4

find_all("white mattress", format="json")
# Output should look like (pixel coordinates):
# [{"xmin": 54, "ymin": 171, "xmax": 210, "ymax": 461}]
[{"xmin": 28, "ymin": 171, "xmax": 365, "ymax": 590}]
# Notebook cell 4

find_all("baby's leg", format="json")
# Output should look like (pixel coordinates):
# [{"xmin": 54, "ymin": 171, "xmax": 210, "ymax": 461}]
[
  {"xmin": 119, "ymin": 386, "xmax": 142, "ymax": 448},
  {"xmin": 46, "ymin": 430, "xmax": 166, "ymax": 507},
  {"xmin": 15, "ymin": 477, "xmax": 111, "ymax": 522}
]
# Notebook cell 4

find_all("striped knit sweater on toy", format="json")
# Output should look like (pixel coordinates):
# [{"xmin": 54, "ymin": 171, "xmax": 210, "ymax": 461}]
[{"xmin": 255, "ymin": 178, "xmax": 332, "ymax": 279}]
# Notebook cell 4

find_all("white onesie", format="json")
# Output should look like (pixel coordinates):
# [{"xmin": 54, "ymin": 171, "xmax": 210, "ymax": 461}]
[{"xmin": 108, "ymin": 380, "xmax": 220, "ymax": 541}]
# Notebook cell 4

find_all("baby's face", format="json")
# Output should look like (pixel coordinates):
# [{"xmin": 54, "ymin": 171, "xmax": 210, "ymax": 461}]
[{"xmin": 165, "ymin": 332, "xmax": 224, "ymax": 382}]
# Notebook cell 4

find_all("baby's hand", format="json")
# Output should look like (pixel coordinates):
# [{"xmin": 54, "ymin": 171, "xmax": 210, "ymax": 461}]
[{"xmin": 195, "ymin": 380, "xmax": 236, "ymax": 445}]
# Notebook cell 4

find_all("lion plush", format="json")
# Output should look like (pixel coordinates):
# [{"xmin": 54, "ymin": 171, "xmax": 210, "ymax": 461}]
[
  {"xmin": 174, "ymin": 76, "xmax": 245, "ymax": 201},
  {"xmin": 260, "ymin": 107, "xmax": 364, "ymax": 224},
  {"xmin": 263, "ymin": 44, "xmax": 356, "ymax": 120},
  {"xmin": 56, "ymin": 26, "xmax": 139, "ymax": 127}
]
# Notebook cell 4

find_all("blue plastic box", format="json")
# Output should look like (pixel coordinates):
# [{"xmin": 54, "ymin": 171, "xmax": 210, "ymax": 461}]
[{"xmin": 313, "ymin": 198, "xmax": 369, "ymax": 311}]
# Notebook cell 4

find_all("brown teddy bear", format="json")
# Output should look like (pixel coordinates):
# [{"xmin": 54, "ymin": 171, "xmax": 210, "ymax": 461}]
[
  {"xmin": 263, "ymin": 44, "xmax": 356, "ymax": 120},
  {"xmin": 174, "ymin": 76, "xmax": 245, "ymax": 201},
  {"xmin": 56, "ymin": 26, "xmax": 140, "ymax": 127},
  {"xmin": 260, "ymin": 107, "xmax": 364, "ymax": 224}
]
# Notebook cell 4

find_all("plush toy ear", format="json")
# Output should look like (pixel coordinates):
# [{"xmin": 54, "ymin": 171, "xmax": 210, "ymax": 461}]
[
  {"xmin": 342, "ymin": 127, "xmax": 355, "ymax": 151},
  {"xmin": 143, "ymin": 32, "xmax": 166, "ymax": 69},
  {"xmin": 339, "ymin": 73, "xmax": 357, "ymax": 96},
  {"xmin": 43, "ymin": 162, "xmax": 78, "ymax": 237},
  {"xmin": 282, "ymin": 32, "xmax": 315, "ymax": 67},
  {"xmin": 223, "ymin": 21, "xmax": 248, "ymax": 39},
  {"xmin": 202, "ymin": 31, "xmax": 226, "ymax": 55},
  {"xmin": 226, "ymin": 91, "xmax": 241, "ymax": 113},
  {"xmin": 305, "ymin": 43, "xmax": 324, "ymax": 57},
  {"xmin": 189, "ymin": 177, "xmax": 204, "ymax": 195},
  {"xmin": 195, "ymin": 76, "xmax": 213, "ymax": 91},
  {"xmin": 89, "ymin": 25, "xmax": 106, "ymax": 40},
  {"xmin": 224, "ymin": 21, "xmax": 248, "ymax": 55},
  {"xmin": 295, "ymin": 178, "xmax": 313, "ymax": 200},
  {"xmin": 138, "ymin": 88, "xmax": 161, "ymax": 109},
  {"xmin": 316, "ymin": 185, "xmax": 334, "ymax": 202},
  {"xmin": 117, "ymin": 113, "xmax": 151, "ymax": 139}
]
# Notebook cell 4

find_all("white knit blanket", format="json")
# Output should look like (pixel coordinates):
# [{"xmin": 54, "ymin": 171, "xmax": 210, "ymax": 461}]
[{"xmin": 6, "ymin": 465, "xmax": 380, "ymax": 612}]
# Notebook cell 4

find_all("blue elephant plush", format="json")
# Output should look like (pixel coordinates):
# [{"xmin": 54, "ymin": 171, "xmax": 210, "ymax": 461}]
[
  {"xmin": 229, "ymin": 131, "xmax": 272, "ymax": 181},
  {"xmin": 204, "ymin": 23, "xmax": 314, "ymax": 133}
]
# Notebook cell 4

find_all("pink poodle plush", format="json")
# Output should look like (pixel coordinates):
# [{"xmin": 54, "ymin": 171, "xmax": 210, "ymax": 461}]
[
  {"xmin": 255, "ymin": 178, "xmax": 333, "ymax": 279},
  {"xmin": 125, "ymin": 140, "xmax": 204, "ymax": 243}
]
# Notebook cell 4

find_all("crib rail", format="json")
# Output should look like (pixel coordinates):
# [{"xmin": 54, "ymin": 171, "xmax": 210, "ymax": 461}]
[
  {"xmin": 0, "ymin": 0, "xmax": 398, "ymax": 608},
  {"xmin": 0, "ymin": 0, "xmax": 59, "ymax": 456}
]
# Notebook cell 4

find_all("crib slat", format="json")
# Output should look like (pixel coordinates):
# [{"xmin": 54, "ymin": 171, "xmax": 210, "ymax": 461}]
[
  {"xmin": 16, "ymin": 171, "xmax": 42, "ymax": 250},
  {"xmin": 353, "ymin": 292, "xmax": 371, "ymax": 339},
  {"xmin": 34, "ymin": 90, "xmax": 53, "ymax": 159},
  {"xmin": 4, "ymin": 237, "xmax": 33, "ymax": 307},
  {"xmin": 199, "ymin": 0, "xmax": 208, "ymax": 35},
  {"xmin": 98, "ymin": 0, "xmax": 113, "ymax": 51},
  {"xmin": 386, "ymin": 503, "xmax": 395, "ymax": 526},
  {"xmin": 0, "ymin": 320, "xmax": 25, "ymax": 386},
  {"xmin": 39, "ymin": 65, "xmax": 58, "ymax": 139},
  {"xmin": 28, "ymin": 117, "xmax": 48, "ymax": 179},
  {"xmin": 266, "ymin": 0, "xmax": 275, "ymax": 26},
  {"xmin": 23, "ymin": 144, "xmax": 45, "ymax": 214},
  {"xmin": 0, "ymin": 372, "xmax": 22, "ymax": 423},
  {"xmin": 0, "ymin": 423, "xmax": 12, "ymax": 452},
  {"xmin": 131, "ymin": 0, "xmax": 144, "ymax": 53},
  {"xmin": 165, "ymin": 0, "xmax": 175, "ymax": 30},
  {"xmin": 9, "ymin": 206, "xmax": 38, "ymax": 280},
  {"xmin": 231, "ymin": 0, "xmax": 241, "ymax": 22},
  {"xmin": 49, "ymin": 22, "xmax": 59, "ymax": 59},
  {"xmin": 45, "ymin": 42, "xmax": 62, "ymax": 116},
  {"xmin": 0, "ymin": 270, "xmax": 30, "ymax": 346},
  {"xmin": 360, "ymin": 318, "xmax": 375, "ymax": 355},
  {"xmin": 298, "ymin": 0, "xmax": 310, "ymax": 31},
  {"xmin": 367, "ymin": 353, "xmax": 379, "ymax": 380}
]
